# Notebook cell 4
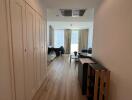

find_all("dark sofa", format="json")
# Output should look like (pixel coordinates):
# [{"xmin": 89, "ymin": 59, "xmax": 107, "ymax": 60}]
[{"xmin": 48, "ymin": 46, "xmax": 65, "ymax": 64}]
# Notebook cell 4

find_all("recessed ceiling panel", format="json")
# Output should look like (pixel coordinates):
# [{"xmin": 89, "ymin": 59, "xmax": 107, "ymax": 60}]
[{"xmin": 60, "ymin": 9, "xmax": 86, "ymax": 17}]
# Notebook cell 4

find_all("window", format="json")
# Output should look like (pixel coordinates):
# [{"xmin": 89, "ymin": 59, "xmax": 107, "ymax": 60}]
[
  {"xmin": 70, "ymin": 30, "xmax": 79, "ymax": 53},
  {"xmin": 54, "ymin": 30, "xmax": 64, "ymax": 48}
]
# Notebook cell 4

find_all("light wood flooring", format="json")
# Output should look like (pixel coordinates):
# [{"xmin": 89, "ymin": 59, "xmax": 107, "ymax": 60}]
[{"xmin": 33, "ymin": 55, "xmax": 86, "ymax": 100}]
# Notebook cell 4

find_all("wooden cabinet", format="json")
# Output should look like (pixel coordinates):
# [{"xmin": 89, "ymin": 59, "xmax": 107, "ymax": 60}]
[
  {"xmin": 0, "ymin": 0, "xmax": 47, "ymax": 100},
  {"xmin": 87, "ymin": 64, "xmax": 110, "ymax": 100},
  {"xmin": 78, "ymin": 58, "xmax": 95, "ymax": 95}
]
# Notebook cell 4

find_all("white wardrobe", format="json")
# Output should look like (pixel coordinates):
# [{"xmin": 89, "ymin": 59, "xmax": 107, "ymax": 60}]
[{"xmin": 0, "ymin": 0, "xmax": 47, "ymax": 100}]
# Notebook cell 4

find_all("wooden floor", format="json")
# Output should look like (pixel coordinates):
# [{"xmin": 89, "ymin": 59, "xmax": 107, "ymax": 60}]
[{"xmin": 33, "ymin": 55, "xmax": 86, "ymax": 100}]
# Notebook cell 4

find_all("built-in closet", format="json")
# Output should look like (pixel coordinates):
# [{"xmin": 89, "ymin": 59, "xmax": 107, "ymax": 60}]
[{"xmin": 0, "ymin": 0, "xmax": 47, "ymax": 100}]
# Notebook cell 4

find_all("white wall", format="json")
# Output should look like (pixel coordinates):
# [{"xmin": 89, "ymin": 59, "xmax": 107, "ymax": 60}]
[{"xmin": 93, "ymin": 0, "xmax": 132, "ymax": 100}]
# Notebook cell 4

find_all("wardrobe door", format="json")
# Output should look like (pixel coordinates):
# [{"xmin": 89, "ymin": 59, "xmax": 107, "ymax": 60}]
[
  {"xmin": 0, "ymin": 0, "xmax": 13, "ymax": 100},
  {"xmin": 25, "ymin": 5, "xmax": 36, "ymax": 100},
  {"xmin": 44, "ymin": 20, "xmax": 48, "ymax": 73},
  {"xmin": 40, "ymin": 18, "xmax": 45, "ymax": 81},
  {"xmin": 35, "ymin": 14, "xmax": 42, "ymax": 86},
  {"xmin": 10, "ymin": 0, "xmax": 26, "ymax": 100}
]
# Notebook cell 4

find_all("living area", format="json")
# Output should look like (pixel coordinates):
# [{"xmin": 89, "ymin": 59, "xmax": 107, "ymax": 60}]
[{"xmin": 47, "ymin": 8, "xmax": 94, "ymax": 63}]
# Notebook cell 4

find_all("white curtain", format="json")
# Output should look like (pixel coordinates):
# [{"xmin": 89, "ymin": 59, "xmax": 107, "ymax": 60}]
[
  {"xmin": 64, "ymin": 29, "xmax": 71, "ymax": 54},
  {"xmin": 78, "ymin": 29, "xmax": 89, "ymax": 51}
]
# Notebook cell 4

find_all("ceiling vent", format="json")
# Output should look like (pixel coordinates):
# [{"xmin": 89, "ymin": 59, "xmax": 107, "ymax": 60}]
[{"xmin": 60, "ymin": 9, "xmax": 86, "ymax": 17}]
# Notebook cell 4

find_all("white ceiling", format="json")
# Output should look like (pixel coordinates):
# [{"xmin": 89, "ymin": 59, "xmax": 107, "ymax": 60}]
[
  {"xmin": 47, "ymin": 8, "xmax": 94, "ymax": 22},
  {"xmin": 47, "ymin": 8, "xmax": 94, "ymax": 29},
  {"xmin": 40, "ymin": 0, "xmax": 100, "ymax": 9},
  {"xmin": 40, "ymin": 0, "xmax": 101, "ymax": 29}
]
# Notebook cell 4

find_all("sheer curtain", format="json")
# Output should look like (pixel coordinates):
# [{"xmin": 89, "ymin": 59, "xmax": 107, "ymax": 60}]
[
  {"xmin": 54, "ymin": 30, "xmax": 64, "ymax": 48},
  {"xmin": 70, "ymin": 30, "xmax": 79, "ymax": 53},
  {"xmin": 64, "ymin": 29, "xmax": 71, "ymax": 54},
  {"xmin": 78, "ymin": 29, "xmax": 89, "ymax": 51}
]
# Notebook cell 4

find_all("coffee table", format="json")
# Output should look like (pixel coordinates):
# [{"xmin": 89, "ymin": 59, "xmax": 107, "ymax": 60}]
[{"xmin": 70, "ymin": 54, "xmax": 79, "ymax": 63}]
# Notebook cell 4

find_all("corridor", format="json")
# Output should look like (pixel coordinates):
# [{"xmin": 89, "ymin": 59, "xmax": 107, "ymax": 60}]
[{"xmin": 33, "ymin": 55, "xmax": 86, "ymax": 100}]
